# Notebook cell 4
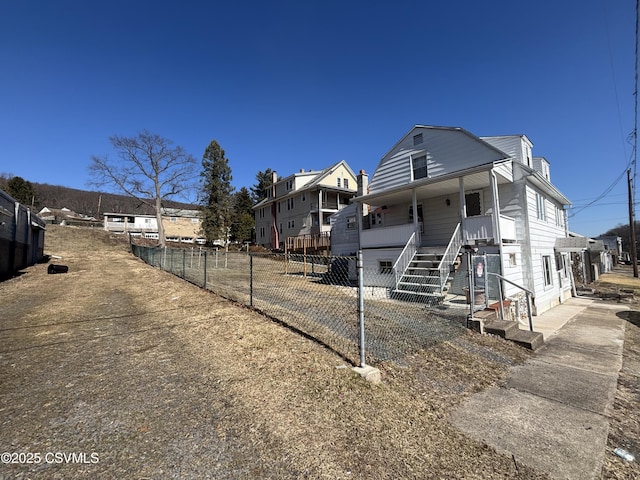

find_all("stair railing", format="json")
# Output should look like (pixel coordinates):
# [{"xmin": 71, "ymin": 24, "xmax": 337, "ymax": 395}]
[
  {"xmin": 392, "ymin": 231, "xmax": 418, "ymax": 289},
  {"xmin": 486, "ymin": 272, "xmax": 535, "ymax": 331},
  {"xmin": 437, "ymin": 223, "xmax": 462, "ymax": 292}
]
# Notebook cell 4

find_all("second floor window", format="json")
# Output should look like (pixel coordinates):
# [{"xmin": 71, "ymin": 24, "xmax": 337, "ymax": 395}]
[{"xmin": 412, "ymin": 155, "xmax": 427, "ymax": 180}]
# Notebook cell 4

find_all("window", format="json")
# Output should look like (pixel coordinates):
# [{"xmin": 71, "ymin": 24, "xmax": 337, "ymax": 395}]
[
  {"xmin": 379, "ymin": 260, "xmax": 393, "ymax": 274},
  {"xmin": 542, "ymin": 255, "xmax": 553, "ymax": 287},
  {"xmin": 259, "ymin": 226, "xmax": 265, "ymax": 238},
  {"xmin": 301, "ymin": 193, "xmax": 306, "ymax": 202},
  {"xmin": 408, "ymin": 204, "xmax": 424, "ymax": 224},
  {"xmin": 346, "ymin": 216, "xmax": 356, "ymax": 230},
  {"xmin": 412, "ymin": 154, "xmax": 427, "ymax": 180},
  {"xmin": 337, "ymin": 178, "xmax": 341, "ymax": 188},
  {"xmin": 536, "ymin": 193, "xmax": 547, "ymax": 221},
  {"xmin": 555, "ymin": 206, "xmax": 563, "ymax": 227},
  {"xmin": 287, "ymin": 198, "xmax": 294, "ymax": 210},
  {"xmin": 344, "ymin": 178, "xmax": 349, "ymax": 189},
  {"xmin": 413, "ymin": 133, "xmax": 423, "ymax": 146},
  {"xmin": 465, "ymin": 192, "xmax": 482, "ymax": 216},
  {"xmin": 509, "ymin": 253, "xmax": 517, "ymax": 267},
  {"xmin": 286, "ymin": 179, "xmax": 293, "ymax": 190}
]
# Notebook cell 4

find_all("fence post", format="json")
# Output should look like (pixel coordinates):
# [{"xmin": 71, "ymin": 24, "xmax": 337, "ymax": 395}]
[
  {"xmin": 162, "ymin": 246, "xmax": 167, "ymax": 271},
  {"xmin": 183, "ymin": 249, "xmax": 186, "ymax": 278},
  {"xmin": 203, "ymin": 251, "xmax": 207, "ymax": 289},
  {"xmin": 357, "ymin": 250, "xmax": 366, "ymax": 367},
  {"xmin": 250, "ymin": 253, "xmax": 254, "ymax": 307}
]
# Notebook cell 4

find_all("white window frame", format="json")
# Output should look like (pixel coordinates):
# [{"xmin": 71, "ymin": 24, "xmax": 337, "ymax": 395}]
[
  {"xmin": 379, "ymin": 260, "xmax": 393, "ymax": 274},
  {"xmin": 411, "ymin": 153, "xmax": 427, "ymax": 181},
  {"xmin": 536, "ymin": 193, "xmax": 547, "ymax": 221},
  {"xmin": 542, "ymin": 255, "xmax": 553, "ymax": 287}
]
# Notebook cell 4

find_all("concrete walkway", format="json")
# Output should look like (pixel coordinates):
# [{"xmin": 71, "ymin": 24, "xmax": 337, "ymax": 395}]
[{"xmin": 450, "ymin": 297, "xmax": 628, "ymax": 479}]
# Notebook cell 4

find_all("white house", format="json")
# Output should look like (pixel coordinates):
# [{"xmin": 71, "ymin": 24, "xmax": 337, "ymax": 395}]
[
  {"xmin": 332, "ymin": 125, "xmax": 573, "ymax": 316},
  {"xmin": 103, "ymin": 212, "xmax": 158, "ymax": 236}
]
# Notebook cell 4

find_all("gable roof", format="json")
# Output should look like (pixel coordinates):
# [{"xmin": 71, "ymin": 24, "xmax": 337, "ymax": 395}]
[
  {"xmin": 369, "ymin": 125, "xmax": 511, "ymax": 194},
  {"xmin": 253, "ymin": 160, "xmax": 357, "ymax": 209}
]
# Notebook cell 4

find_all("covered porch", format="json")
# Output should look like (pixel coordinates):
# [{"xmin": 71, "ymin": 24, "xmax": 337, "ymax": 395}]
[{"xmin": 356, "ymin": 162, "xmax": 516, "ymax": 250}]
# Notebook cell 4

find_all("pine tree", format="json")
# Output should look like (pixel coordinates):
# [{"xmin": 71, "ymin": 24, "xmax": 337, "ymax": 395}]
[
  {"xmin": 230, "ymin": 187, "xmax": 254, "ymax": 243},
  {"xmin": 199, "ymin": 140, "xmax": 234, "ymax": 245},
  {"xmin": 6, "ymin": 176, "xmax": 38, "ymax": 206},
  {"xmin": 251, "ymin": 168, "xmax": 275, "ymax": 204}
]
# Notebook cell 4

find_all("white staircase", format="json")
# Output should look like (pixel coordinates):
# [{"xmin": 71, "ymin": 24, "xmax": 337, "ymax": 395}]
[
  {"xmin": 392, "ymin": 248, "xmax": 448, "ymax": 303},
  {"xmin": 392, "ymin": 224, "xmax": 463, "ymax": 304}
]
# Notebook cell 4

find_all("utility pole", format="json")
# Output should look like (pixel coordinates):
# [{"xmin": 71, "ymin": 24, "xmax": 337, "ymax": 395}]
[{"xmin": 628, "ymin": 169, "xmax": 638, "ymax": 277}]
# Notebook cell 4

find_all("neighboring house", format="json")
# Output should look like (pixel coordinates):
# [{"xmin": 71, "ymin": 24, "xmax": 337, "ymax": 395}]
[
  {"xmin": 1, "ymin": 189, "xmax": 46, "ymax": 277},
  {"xmin": 104, "ymin": 212, "xmax": 158, "ymax": 236},
  {"xmin": 596, "ymin": 235, "xmax": 623, "ymax": 265},
  {"xmin": 557, "ymin": 233, "xmax": 618, "ymax": 284},
  {"xmin": 103, "ymin": 209, "xmax": 204, "ymax": 243},
  {"xmin": 38, "ymin": 207, "xmax": 100, "ymax": 226},
  {"xmin": 333, "ymin": 125, "xmax": 572, "ymax": 316},
  {"xmin": 162, "ymin": 208, "xmax": 204, "ymax": 244},
  {"xmin": 253, "ymin": 160, "xmax": 358, "ymax": 251}
]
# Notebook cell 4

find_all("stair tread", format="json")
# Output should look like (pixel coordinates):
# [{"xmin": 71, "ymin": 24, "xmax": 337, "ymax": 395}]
[{"xmin": 393, "ymin": 289, "xmax": 444, "ymax": 297}]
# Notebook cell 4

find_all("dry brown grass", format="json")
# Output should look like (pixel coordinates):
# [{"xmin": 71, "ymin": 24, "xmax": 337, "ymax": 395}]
[{"xmin": 3, "ymin": 226, "xmax": 636, "ymax": 478}]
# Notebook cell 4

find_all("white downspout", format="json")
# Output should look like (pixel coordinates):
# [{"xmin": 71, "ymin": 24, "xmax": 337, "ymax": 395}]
[
  {"xmin": 459, "ymin": 177, "xmax": 466, "ymax": 242},
  {"xmin": 412, "ymin": 189, "xmax": 419, "ymax": 243}
]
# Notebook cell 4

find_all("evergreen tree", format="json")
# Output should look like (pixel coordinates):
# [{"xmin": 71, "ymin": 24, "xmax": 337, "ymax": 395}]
[
  {"xmin": 230, "ymin": 187, "xmax": 254, "ymax": 243},
  {"xmin": 199, "ymin": 140, "xmax": 234, "ymax": 244},
  {"xmin": 251, "ymin": 168, "xmax": 275, "ymax": 204},
  {"xmin": 7, "ymin": 176, "xmax": 38, "ymax": 206}
]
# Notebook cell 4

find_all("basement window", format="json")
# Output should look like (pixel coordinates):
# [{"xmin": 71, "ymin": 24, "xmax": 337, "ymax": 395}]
[{"xmin": 379, "ymin": 260, "xmax": 393, "ymax": 274}]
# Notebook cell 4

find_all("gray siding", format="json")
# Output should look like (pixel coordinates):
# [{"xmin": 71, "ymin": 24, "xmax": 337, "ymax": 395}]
[{"xmin": 370, "ymin": 127, "xmax": 508, "ymax": 193}]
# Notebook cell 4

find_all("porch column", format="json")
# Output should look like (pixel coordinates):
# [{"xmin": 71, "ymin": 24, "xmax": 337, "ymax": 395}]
[
  {"xmin": 459, "ymin": 177, "xmax": 466, "ymax": 240},
  {"xmin": 318, "ymin": 190, "xmax": 323, "ymax": 229},
  {"xmin": 490, "ymin": 169, "xmax": 501, "ymax": 243},
  {"xmin": 412, "ymin": 188, "xmax": 419, "ymax": 235}
]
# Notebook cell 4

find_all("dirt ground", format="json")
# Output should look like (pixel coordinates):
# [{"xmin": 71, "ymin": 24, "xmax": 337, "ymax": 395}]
[{"xmin": 0, "ymin": 226, "xmax": 637, "ymax": 479}]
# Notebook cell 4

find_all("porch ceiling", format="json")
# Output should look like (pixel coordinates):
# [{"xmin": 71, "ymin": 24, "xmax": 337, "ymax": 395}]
[{"xmin": 358, "ymin": 168, "xmax": 509, "ymax": 205}]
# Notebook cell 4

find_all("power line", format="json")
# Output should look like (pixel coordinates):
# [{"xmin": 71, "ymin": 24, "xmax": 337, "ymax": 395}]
[{"xmin": 568, "ymin": 166, "xmax": 628, "ymax": 217}]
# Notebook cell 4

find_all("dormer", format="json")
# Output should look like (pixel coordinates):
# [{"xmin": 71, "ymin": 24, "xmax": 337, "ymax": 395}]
[
  {"xmin": 533, "ymin": 157, "xmax": 551, "ymax": 182},
  {"xmin": 481, "ymin": 134, "xmax": 533, "ymax": 168}
]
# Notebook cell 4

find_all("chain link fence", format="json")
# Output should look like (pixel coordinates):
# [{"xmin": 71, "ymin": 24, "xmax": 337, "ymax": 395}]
[{"xmin": 131, "ymin": 243, "xmax": 470, "ymax": 365}]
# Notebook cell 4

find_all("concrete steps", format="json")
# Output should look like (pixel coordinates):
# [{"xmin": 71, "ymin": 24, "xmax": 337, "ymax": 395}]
[{"xmin": 470, "ymin": 306, "xmax": 544, "ymax": 351}]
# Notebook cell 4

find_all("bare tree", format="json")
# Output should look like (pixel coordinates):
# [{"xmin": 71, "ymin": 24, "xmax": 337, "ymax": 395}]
[{"xmin": 90, "ymin": 130, "xmax": 197, "ymax": 247}]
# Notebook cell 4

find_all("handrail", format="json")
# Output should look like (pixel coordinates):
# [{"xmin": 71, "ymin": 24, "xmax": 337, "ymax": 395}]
[
  {"xmin": 486, "ymin": 272, "xmax": 535, "ymax": 331},
  {"xmin": 437, "ymin": 223, "xmax": 462, "ymax": 292},
  {"xmin": 392, "ymin": 231, "xmax": 417, "ymax": 288}
]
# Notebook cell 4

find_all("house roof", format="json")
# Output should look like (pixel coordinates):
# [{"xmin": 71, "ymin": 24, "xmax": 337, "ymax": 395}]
[
  {"xmin": 253, "ymin": 160, "xmax": 358, "ymax": 209},
  {"xmin": 377, "ymin": 125, "xmax": 510, "ymax": 168}
]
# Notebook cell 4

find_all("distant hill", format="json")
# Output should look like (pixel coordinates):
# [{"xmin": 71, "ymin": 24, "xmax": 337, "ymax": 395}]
[{"xmin": 0, "ymin": 176, "xmax": 197, "ymax": 217}]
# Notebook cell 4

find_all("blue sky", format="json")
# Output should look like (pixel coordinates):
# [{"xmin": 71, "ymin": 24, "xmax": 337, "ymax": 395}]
[{"xmin": 0, "ymin": 0, "xmax": 636, "ymax": 237}]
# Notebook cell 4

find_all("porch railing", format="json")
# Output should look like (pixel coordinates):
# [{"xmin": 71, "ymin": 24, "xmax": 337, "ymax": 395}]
[
  {"xmin": 486, "ymin": 272, "xmax": 535, "ymax": 331},
  {"xmin": 437, "ymin": 223, "xmax": 462, "ymax": 292},
  {"xmin": 285, "ymin": 232, "xmax": 331, "ymax": 252},
  {"xmin": 392, "ymin": 230, "xmax": 420, "ymax": 288},
  {"xmin": 463, "ymin": 214, "xmax": 516, "ymax": 243}
]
